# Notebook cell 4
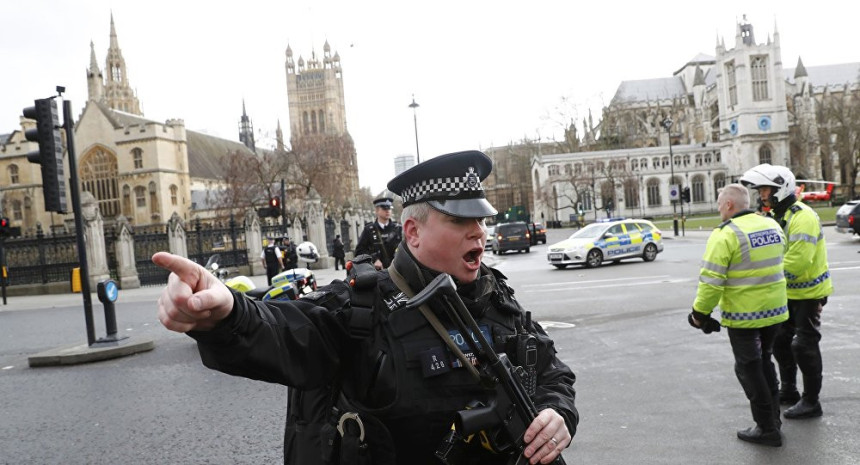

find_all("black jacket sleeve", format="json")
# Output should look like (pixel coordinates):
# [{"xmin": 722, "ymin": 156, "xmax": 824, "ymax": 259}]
[
  {"xmin": 188, "ymin": 281, "xmax": 352, "ymax": 389},
  {"xmin": 354, "ymin": 225, "xmax": 376, "ymax": 260},
  {"xmin": 531, "ymin": 319, "xmax": 579, "ymax": 438}
]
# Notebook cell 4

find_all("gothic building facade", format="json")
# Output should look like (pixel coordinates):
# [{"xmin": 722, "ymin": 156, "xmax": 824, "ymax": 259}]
[
  {"xmin": 0, "ymin": 15, "xmax": 257, "ymax": 235},
  {"xmin": 531, "ymin": 18, "xmax": 860, "ymax": 224}
]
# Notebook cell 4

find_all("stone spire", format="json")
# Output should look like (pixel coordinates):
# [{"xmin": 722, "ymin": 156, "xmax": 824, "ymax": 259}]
[
  {"xmin": 103, "ymin": 13, "xmax": 142, "ymax": 114},
  {"xmin": 238, "ymin": 100, "xmax": 256, "ymax": 152},
  {"xmin": 276, "ymin": 120, "xmax": 285, "ymax": 152},
  {"xmin": 86, "ymin": 40, "xmax": 104, "ymax": 102}
]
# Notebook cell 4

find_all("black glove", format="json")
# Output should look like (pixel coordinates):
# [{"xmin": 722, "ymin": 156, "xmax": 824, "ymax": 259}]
[{"xmin": 688, "ymin": 311, "xmax": 721, "ymax": 334}]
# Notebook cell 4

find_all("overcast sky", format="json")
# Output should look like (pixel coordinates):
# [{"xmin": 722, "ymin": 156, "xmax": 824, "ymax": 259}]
[{"xmin": 2, "ymin": 1, "xmax": 858, "ymax": 194}]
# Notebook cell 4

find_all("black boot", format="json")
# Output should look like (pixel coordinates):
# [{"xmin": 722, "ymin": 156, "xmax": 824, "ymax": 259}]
[
  {"xmin": 737, "ymin": 426, "xmax": 782, "ymax": 447},
  {"xmin": 778, "ymin": 365, "xmax": 800, "ymax": 405},
  {"xmin": 784, "ymin": 398, "xmax": 822, "ymax": 419},
  {"xmin": 785, "ymin": 375, "xmax": 822, "ymax": 419}
]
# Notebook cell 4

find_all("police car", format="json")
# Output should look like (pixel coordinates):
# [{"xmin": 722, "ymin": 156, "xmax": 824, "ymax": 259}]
[{"xmin": 547, "ymin": 218, "xmax": 664, "ymax": 269}]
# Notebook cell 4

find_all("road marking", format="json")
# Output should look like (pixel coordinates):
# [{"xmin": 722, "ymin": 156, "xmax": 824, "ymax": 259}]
[
  {"xmin": 2, "ymin": 366, "xmax": 13, "ymax": 370},
  {"xmin": 522, "ymin": 277, "xmax": 690, "ymax": 293},
  {"xmin": 522, "ymin": 275, "xmax": 670, "ymax": 288},
  {"xmin": 540, "ymin": 321, "xmax": 576, "ymax": 329},
  {"xmin": 831, "ymin": 265, "xmax": 860, "ymax": 271}
]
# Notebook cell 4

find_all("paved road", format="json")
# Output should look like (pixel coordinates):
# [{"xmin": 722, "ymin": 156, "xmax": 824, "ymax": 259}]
[{"xmin": 1, "ymin": 231, "xmax": 858, "ymax": 464}]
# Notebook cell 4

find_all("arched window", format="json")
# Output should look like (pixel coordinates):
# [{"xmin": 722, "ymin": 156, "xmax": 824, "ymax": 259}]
[
  {"xmin": 691, "ymin": 175, "xmax": 705, "ymax": 203},
  {"xmin": 134, "ymin": 186, "xmax": 146, "ymax": 208},
  {"xmin": 624, "ymin": 178, "xmax": 640, "ymax": 208},
  {"xmin": 683, "ymin": 155, "xmax": 690, "ymax": 167},
  {"xmin": 647, "ymin": 178, "xmax": 661, "ymax": 206},
  {"xmin": 548, "ymin": 165, "xmax": 560, "ymax": 176},
  {"xmin": 596, "ymin": 161, "xmax": 605, "ymax": 172},
  {"xmin": 631, "ymin": 159, "xmax": 639, "ymax": 171},
  {"xmin": 600, "ymin": 180, "xmax": 615, "ymax": 208},
  {"xmin": 80, "ymin": 147, "xmax": 120, "ymax": 218},
  {"xmin": 653, "ymin": 157, "xmax": 660, "ymax": 169},
  {"xmin": 581, "ymin": 190, "xmax": 593, "ymax": 211},
  {"xmin": 751, "ymin": 56, "xmax": 769, "ymax": 101},
  {"xmin": 563, "ymin": 164, "xmax": 572, "ymax": 175},
  {"xmin": 695, "ymin": 154, "xmax": 703, "ymax": 166},
  {"xmin": 8, "ymin": 164, "xmax": 19, "ymax": 184},
  {"xmin": 12, "ymin": 199, "xmax": 23, "ymax": 220},
  {"xmin": 132, "ymin": 148, "xmax": 143, "ymax": 169},
  {"xmin": 170, "ymin": 185, "xmax": 178, "ymax": 206},
  {"xmin": 713, "ymin": 173, "xmax": 726, "ymax": 201},
  {"xmin": 662, "ymin": 157, "xmax": 669, "ymax": 168},
  {"xmin": 311, "ymin": 111, "xmax": 318, "ymax": 133},
  {"xmin": 302, "ymin": 112, "xmax": 310, "ymax": 134},
  {"xmin": 318, "ymin": 110, "xmax": 326, "ymax": 133},
  {"xmin": 574, "ymin": 163, "xmax": 582, "ymax": 175},
  {"xmin": 704, "ymin": 153, "xmax": 712, "ymax": 164},
  {"xmin": 759, "ymin": 145, "xmax": 773, "ymax": 165},
  {"xmin": 641, "ymin": 158, "xmax": 648, "ymax": 169},
  {"xmin": 122, "ymin": 185, "xmax": 132, "ymax": 216},
  {"xmin": 533, "ymin": 169, "xmax": 541, "ymax": 192}
]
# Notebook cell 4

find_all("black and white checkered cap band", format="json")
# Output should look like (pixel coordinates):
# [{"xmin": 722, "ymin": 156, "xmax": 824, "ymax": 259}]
[{"xmin": 401, "ymin": 175, "xmax": 485, "ymax": 206}]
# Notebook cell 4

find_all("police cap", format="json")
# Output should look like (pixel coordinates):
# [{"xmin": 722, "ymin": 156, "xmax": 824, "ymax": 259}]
[
  {"xmin": 373, "ymin": 197, "xmax": 394, "ymax": 209},
  {"xmin": 387, "ymin": 150, "xmax": 498, "ymax": 219}
]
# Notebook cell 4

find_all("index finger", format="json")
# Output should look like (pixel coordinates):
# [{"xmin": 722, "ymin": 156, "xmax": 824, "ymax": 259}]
[{"xmin": 152, "ymin": 252, "xmax": 204, "ymax": 286}]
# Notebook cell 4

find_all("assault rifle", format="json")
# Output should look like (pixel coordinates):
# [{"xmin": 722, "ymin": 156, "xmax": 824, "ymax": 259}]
[{"xmin": 405, "ymin": 273, "xmax": 565, "ymax": 465}]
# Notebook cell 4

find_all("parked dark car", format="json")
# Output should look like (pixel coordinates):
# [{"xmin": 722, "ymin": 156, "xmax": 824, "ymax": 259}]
[
  {"xmin": 835, "ymin": 200, "xmax": 860, "ymax": 236},
  {"xmin": 529, "ymin": 222, "xmax": 547, "ymax": 245},
  {"xmin": 492, "ymin": 221, "xmax": 531, "ymax": 254}
]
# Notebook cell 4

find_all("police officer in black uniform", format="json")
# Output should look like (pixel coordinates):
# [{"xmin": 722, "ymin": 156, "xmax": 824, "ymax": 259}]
[
  {"xmin": 153, "ymin": 150, "xmax": 578, "ymax": 465},
  {"xmin": 354, "ymin": 196, "xmax": 401, "ymax": 270},
  {"xmin": 260, "ymin": 239, "xmax": 283, "ymax": 286}
]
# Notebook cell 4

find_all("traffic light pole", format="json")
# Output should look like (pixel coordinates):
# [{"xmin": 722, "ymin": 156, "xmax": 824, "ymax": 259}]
[{"xmin": 63, "ymin": 99, "xmax": 96, "ymax": 346}]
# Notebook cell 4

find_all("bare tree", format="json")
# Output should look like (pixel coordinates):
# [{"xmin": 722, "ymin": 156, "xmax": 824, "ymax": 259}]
[
  {"xmin": 290, "ymin": 133, "xmax": 359, "ymax": 213},
  {"xmin": 816, "ymin": 81, "xmax": 860, "ymax": 198}
]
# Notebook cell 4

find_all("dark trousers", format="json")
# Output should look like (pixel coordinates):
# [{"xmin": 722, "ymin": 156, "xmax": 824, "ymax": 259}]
[
  {"xmin": 728, "ymin": 325, "xmax": 780, "ymax": 430},
  {"xmin": 773, "ymin": 298, "xmax": 824, "ymax": 401},
  {"xmin": 334, "ymin": 257, "xmax": 345, "ymax": 270},
  {"xmin": 266, "ymin": 268, "xmax": 278, "ymax": 286}
]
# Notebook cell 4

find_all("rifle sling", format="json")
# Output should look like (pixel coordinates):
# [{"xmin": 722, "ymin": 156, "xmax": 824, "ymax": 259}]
[
  {"xmin": 387, "ymin": 264, "xmax": 481, "ymax": 382},
  {"xmin": 373, "ymin": 223, "xmax": 392, "ymax": 265}
]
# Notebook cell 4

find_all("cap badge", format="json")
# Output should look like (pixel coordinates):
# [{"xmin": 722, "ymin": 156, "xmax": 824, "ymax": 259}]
[{"xmin": 465, "ymin": 167, "xmax": 479, "ymax": 189}]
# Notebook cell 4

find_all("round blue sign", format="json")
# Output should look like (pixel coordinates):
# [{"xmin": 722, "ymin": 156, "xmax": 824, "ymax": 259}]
[{"xmin": 103, "ymin": 280, "xmax": 118, "ymax": 302}]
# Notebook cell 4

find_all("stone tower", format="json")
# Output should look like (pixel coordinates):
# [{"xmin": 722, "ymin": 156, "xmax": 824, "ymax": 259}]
[
  {"xmin": 284, "ymin": 41, "xmax": 360, "ymax": 200},
  {"xmin": 715, "ymin": 17, "xmax": 789, "ymax": 178},
  {"xmin": 285, "ymin": 40, "xmax": 347, "ymax": 137}
]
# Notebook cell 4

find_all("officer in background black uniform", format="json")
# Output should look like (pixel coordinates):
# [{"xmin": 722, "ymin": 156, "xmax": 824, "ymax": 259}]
[
  {"xmin": 280, "ymin": 236, "xmax": 299, "ymax": 271},
  {"xmin": 152, "ymin": 150, "xmax": 578, "ymax": 465},
  {"xmin": 355, "ymin": 196, "xmax": 401, "ymax": 270},
  {"xmin": 260, "ymin": 239, "xmax": 283, "ymax": 286}
]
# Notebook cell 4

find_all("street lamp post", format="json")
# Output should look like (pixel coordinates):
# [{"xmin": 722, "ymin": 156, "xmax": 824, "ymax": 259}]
[
  {"xmin": 661, "ymin": 118, "xmax": 679, "ymax": 236},
  {"xmin": 408, "ymin": 95, "xmax": 421, "ymax": 164}
]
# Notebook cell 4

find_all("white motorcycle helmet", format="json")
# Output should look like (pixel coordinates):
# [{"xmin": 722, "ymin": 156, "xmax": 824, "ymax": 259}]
[
  {"xmin": 297, "ymin": 241, "xmax": 320, "ymax": 263},
  {"xmin": 739, "ymin": 164, "xmax": 796, "ymax": 204}
]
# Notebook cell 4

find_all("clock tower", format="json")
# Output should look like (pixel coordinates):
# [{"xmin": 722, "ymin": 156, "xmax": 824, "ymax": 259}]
[{"xmin": 715, "ymin": 17, "xmax": 789, "ymax": 179}]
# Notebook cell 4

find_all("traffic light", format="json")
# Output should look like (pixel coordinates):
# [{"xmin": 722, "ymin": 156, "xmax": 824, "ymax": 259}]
[
  {"xmin": 0, "ymin": 217, "xmax": 9, "ymax": 237},
  {"xmin": 23, "ymin": 98, "xmax": 67, "ymax": 213},
  {"xmin": 269, "ymin": 196, "xmax": 281, "ymax": 218},
  {"xmin": 681, "ymin": 186, "xmax": 691, "ymax": 203}
]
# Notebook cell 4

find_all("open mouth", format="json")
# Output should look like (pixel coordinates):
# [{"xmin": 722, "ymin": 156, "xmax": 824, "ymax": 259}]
[{"xmin": 463, "ymin": 247, "xmax": 482, "ymax": 266}]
